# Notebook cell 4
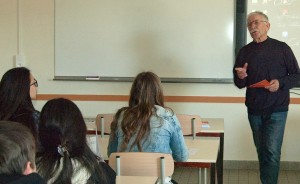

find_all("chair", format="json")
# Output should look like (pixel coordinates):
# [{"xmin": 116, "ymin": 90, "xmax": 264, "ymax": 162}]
[
  {"xmin": 95, "ymin": 113, "xmax": 114, "ymax": 136},
  {"xmin": 86, "ymin": 120, "xmax": 100, "ymax": 156},
  {"xmin": 176, "ymin": 114, "xmax": 202, "ymax": 138},
  {"xmin": 109, "ymin": 152, "xmax": 174, "ymax": 184}
]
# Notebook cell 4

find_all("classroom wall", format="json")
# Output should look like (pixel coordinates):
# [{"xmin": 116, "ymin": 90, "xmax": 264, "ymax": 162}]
[{"xmin": 1, "ymin": 0, "xmax": 300, "ymax": 162}]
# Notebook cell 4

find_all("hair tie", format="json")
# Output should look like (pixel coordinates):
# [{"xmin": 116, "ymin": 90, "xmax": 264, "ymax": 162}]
[{"xmin": 57, "ymin": 144, "xmax": 69, "ymax": 157}]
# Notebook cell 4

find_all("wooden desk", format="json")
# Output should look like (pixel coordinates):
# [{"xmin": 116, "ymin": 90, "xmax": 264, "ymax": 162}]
[
  {"xmin": 177, "ymin": 136, "xmax": 220, "ymax": 184},
  {"xmin": 198, "ymin": 118, "xmax": 224, "ymax": 184},
  {"xmin": 85, "ymin": 118, "xmax": 221, "ymax": 184},
  {"xmin": 116, "ymin": 176, "xmax": 157, "ymax": 184}
]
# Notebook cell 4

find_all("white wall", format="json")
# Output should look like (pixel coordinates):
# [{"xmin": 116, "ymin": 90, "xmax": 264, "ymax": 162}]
[{"xmin": 1, "ymin": 0, "xmax": 300, "ymax": 162}]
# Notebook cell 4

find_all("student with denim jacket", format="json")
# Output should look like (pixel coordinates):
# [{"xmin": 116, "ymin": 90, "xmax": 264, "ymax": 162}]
[{"xmin": 108, "ymin": 71, "xmax": 188, "ymax": 162}]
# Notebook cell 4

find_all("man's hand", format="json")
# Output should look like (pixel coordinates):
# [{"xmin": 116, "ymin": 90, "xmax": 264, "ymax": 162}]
[
  {"xmin": 265, "ymin": 79, "xmax": 279, "ymax": 92},
  {"xmin": 235, "ymin": 63, "xmax": 248, "ymax": 79}
]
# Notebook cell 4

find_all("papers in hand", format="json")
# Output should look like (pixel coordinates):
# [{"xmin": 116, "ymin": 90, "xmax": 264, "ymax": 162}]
[{"xmin": 248, "ymin": 79, "xmax": 270, "ymax": 88}]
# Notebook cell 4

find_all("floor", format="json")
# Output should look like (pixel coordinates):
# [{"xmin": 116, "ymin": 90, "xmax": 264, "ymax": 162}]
[{"xmin": 172, "ymin": 167, "xmax": 300, "ymax": 184}]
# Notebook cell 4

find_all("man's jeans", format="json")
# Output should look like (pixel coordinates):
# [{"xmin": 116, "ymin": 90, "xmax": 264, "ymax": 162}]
[{"xmin": 248, "ymin": 111, "xmax": 288, "ymax": 184}]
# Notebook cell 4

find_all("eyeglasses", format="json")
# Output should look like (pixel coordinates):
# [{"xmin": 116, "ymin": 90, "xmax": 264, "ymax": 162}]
[
  {"xmin": 247, "ymin": 20, "xmax": 267, "ymax": 27},
  {"xmin": 30, "ymin": 79, "xmax": 38, "ymax": 87}
]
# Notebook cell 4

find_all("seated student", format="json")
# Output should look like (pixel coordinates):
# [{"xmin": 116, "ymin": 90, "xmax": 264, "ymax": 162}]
[
  {"xmin": 0, "ymin": 67, "xmax": 40, "ymax": 146},
  {"xmin": 0, "ymin": 121, "xmax": 45, "ymax": 184},
  {"xmin": 36, "ymin": 98, "xmax": 116, "ymax": 184},
  {"xmin": 108, "ymin": 71, "xmax": 188, "ymax": 162}
]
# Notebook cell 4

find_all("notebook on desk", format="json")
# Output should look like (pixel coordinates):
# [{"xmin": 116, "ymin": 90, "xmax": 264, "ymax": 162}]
[{"xmin": 201, "ymin": 121, "xmax": 210, "ymax": 128}]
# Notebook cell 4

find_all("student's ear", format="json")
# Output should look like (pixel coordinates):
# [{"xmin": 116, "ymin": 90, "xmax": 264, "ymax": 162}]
[{"xmin": 23, "ymin": 161, "xmax": 35, "ymax": 175}]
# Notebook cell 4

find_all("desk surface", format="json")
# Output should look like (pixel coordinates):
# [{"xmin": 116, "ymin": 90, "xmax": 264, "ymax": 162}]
[
  {"xmin": 116, "ymin": 176, "xmax": 157, "ymax": 184},
  {"xmin": 184, "ymin": 136, "xmax": 219, "ymax": 163},
  {"xmin": 85, "ymin": 117, "xmax": 224, "ymax": 133},
  {"xmin": 201, "ymin": 118, "xmax": 224, "ymax": 133}
]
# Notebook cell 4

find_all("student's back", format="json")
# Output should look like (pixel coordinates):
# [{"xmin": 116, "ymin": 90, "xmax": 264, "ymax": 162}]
[
  {"xmin": 36, "ymin": 98, "xmax": 115, "ymax": 184},
  {"xmin": 109, "ymin": 105, "xmax": 188, "ymax": 161},
  {"xmin": 108, "ymin": 72, "xmax": 188, "ymax": 162}
]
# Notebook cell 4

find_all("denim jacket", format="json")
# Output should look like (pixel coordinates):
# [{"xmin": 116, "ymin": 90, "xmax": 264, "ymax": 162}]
[{"xmin": 107, "ymin": 105, "xmax": 189, "ymax": 162}]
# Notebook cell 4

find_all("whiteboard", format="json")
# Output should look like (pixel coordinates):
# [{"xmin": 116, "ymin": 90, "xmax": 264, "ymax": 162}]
[{"xmin": 55, "ymin": 0, "xmax": 235, "ymax": 80}]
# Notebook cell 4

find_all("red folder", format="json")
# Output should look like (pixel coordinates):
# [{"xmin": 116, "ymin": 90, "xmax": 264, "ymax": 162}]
[{"xmin": 248, "ymin": 79, "xmax": 270, "ymax": 88}]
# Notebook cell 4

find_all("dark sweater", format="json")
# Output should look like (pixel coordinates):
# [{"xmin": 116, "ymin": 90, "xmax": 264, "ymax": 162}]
[
  {"xmin": 88, "ymin": 162, "xmax": 116, "ymax": 184},
  {"xmin": 233, "ymin": 37, "xmax": 300, "ymax": 115},
  {"xmin": 0, "ymin": 173, "xmax": 46, "ymax": 184},
  {"xmin": 10, "ymin": 109, "xmax": 40, "ymax": 139},
  {"xmin": 10, "ymin": 109, "xmax": 41, "ymax": 152}
]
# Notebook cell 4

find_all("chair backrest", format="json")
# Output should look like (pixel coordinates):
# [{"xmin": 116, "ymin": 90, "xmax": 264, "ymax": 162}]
[
  {"xmin": 176, "ymin": 114, "xmax": 202, "ymax": 136},
  {"xmin": 109, "ymin": 152, "xmax": 174, "ymax": 180},
  {"xmin": 86, "ymin": 120, "xmax": 100, "ymax": 156},
  {"xmin": 95, "ymin": 114, "xmax": 114, "ymax": 135}
]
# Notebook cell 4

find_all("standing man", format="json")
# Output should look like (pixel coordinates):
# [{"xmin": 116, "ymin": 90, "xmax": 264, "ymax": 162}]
[{"xmin": 233, "ymin": 11, "xmax": 300, "ymax": 184}]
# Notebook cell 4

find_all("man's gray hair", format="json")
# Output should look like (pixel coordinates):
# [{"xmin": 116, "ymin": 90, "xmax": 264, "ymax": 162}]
[{"xmin": 247, "ymin": 11, "xmax": 269, "ymax": 22}]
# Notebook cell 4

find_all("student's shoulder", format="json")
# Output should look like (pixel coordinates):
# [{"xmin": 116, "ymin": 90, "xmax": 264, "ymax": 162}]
[
  {"xmin": 23, "ymin": 173, "xmax": 46, "ymax": 184},
  {"xmin": 89, "ymin": 161, "xmax": 116, "ymax": 184},
  {"xmin": 154, "ymin": 105, "xmax": 174, "ymax": 117},
  {"xmin": 32, "ymin": 110, "xmax": 40, "ymax": 119},
  {"xmin": 6, "ymin": 173, "xmax": 46, "ymax": 184},
  {"xmin": 154, "ymin": 106, "xmax": 179, "ymax": 127}
]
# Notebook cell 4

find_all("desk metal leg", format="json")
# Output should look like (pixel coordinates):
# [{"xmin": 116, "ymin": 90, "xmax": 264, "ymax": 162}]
[
  {"xmin": 198, "ymin": 167, "xmax": 213, "ymax": 184},
  {"xmin": 204, "ymin": 168, "xmax": 207, "ymax": 184},
  {"xmin": 198, "ymin": 168, "xmax": 201, "ymax": 184},
  {"xmin": 210, "ymin": 163, "xmax": 216, "ymax": 184},
  {"xmin": 217, "ymin": 133, "xmax": 224, "ymax": 184}
]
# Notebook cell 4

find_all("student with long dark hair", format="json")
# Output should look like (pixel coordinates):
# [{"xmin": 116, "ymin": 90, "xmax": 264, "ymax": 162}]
[
  {"xmin": 108, "ymin": 71, "xmax": 188, "ymax": 162},
  {"xmin": 0, "ymin": 67, "xmax": 39, "ymax": 141},
  {"xmin": 37, "ymin": 98, "xmax": 115, "ymax": 184}
]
